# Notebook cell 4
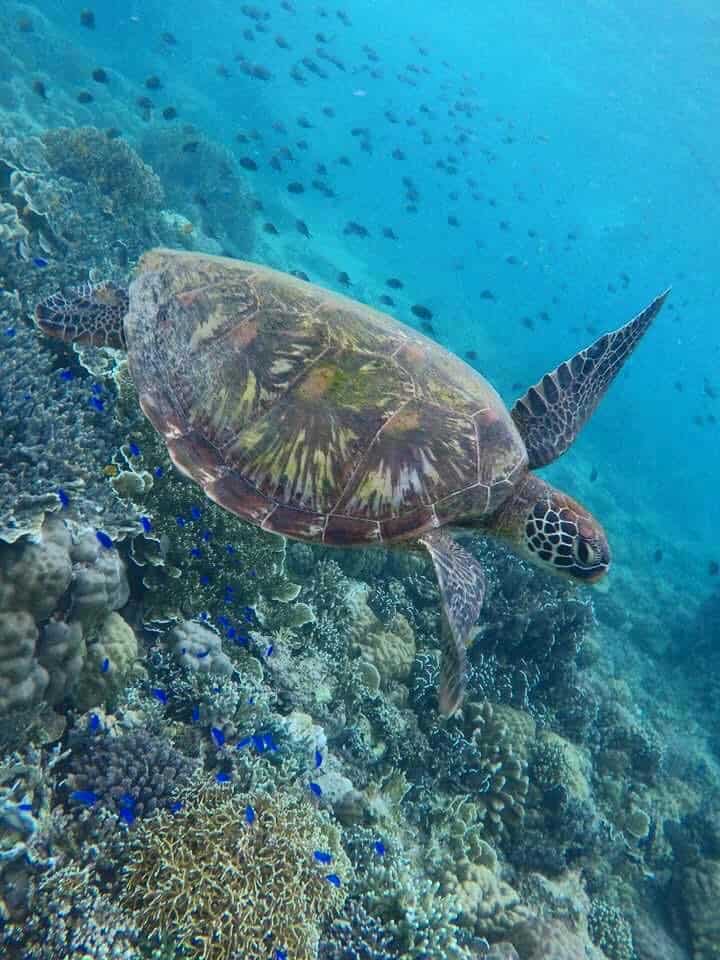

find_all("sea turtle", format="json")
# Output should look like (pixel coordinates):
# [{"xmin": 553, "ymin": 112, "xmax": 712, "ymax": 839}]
[{"xmin": 34, "ymin": 249, "xmax": 668, "ymax": 715}]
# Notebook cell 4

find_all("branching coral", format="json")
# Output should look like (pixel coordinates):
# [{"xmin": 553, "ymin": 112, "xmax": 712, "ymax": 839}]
[
  {"xmin": 120, "ymin": 784, "xmax": 350, "ymax": 960},
  {"xmin": 42, "ymin": 126, "xmax": 163, "ymax": 209}
]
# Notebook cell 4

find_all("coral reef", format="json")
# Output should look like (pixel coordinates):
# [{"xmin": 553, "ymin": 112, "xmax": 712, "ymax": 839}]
[
  {"xmin": 0, "ymin": 516, "xmax": 135, "ymax": 715},
  {"xmin": 65, "ymin": 728, "xmax": 199, "ymax": 820},
  {"xmin": 120, "ymin": 783, "xmax": 350, "ymax": 960},
  {"xmin": 42, "ymin": 126, "xmax": 164, "ymax": 209}
]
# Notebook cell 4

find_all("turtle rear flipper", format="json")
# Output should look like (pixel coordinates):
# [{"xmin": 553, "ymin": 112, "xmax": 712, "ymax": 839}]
[
  {"xmin": 419, "ymin": 527, "xmax": 486, "ymax": 717},
  {"xmin": 511, "ymin": 289, "xmax": 670, "ymax": 468},
  {"xmin": 35, "ymin": 282, "xmax": 129, "ymax": 349}
]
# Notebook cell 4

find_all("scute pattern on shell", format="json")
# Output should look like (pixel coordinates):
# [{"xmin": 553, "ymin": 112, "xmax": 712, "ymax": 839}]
[{"xmin": 127, "ymin": 250, "xmax": 527, "ymax": 546}]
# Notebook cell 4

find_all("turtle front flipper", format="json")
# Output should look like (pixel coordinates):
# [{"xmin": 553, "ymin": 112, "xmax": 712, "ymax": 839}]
[
  {"xmin": 418, "ymin": 527, "xmax": 486, "ymax": 717},
  {"xmin": 511, "ymin": 289, "xmax": 670, "ymax": 468},
  {"xmin": 34, "ymin": 282, "xmax": 129, "ymax": 349}
]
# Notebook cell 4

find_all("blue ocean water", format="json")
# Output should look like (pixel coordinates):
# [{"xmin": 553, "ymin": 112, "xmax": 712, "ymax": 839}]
[{"xmin": 1, "ymin": 1, "xmax": 719, "ymax": 958}]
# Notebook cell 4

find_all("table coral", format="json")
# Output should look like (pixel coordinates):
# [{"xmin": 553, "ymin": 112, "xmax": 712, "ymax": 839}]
[{"xmin": 120, "ymin": 784, "xmax": 350, "ymax": 960}]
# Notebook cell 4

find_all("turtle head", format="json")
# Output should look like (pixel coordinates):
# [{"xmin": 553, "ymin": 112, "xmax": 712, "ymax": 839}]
[
  {"xmin": 490, "ymin": 473, "xmax": 610, "ymax": 583},
  {"xmin": 35, "ymin": 282, "xmax": 129, "ymax": 350}
]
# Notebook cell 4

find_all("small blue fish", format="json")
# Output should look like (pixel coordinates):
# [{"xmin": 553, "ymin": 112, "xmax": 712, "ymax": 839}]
[
  {"xmin": 201, "ymin": 529, "xmax": 212, "ymax": 542},
  {"xmin": 199, "ymin": 574, "xmax": 211, "ymax": 586},
  {"xmin": 196, "ymin": 649, "xmax": 210, "ymax": 659},
  {"xmin": 32, "ymin": 256, "xmax": 49, "ymax": 268},
  {"xmin": 226, "ymin": 544, "xmax": 235, "ymax": 554},
  {"xmin": 217, "ymin": 615, "xmax": 230, "ymax": 628},
  {"xmin": 151, "ymin": 688, "xmax": 168, "ymax": 704},
  {"xmin": 313, "ymin": 850, "xmax": 332, "ymax": 864},
  {"xmin": 57, "ymin": 488, "xmax": 70, "ymax": 508},
  {"xmin": 119, "ymin": 793, "xmax": 135, "ymax": 809},
  {"xmin": 128, "ymin": 442, "xmax": 141, "ymax": 456},
  {"xmin": 169, "ymin": 801, "xmax": 183, "ymax": 814},
  {"xmin": 119, "ymin": 806, "xmax": 135, "ymax": 825},
  {"xmin": 252, "ymin": 734, "xmax": 266, "ymax": 753},
  {"xmin": 190, "ymin": 547, "xmax": 202, "ymax": 559},
  {"xmin": 88, "ymin": 713, "xmax": 101, "ymax": 732},
  {"xmin": 236, "ymin": 634, "xmax": 249, "ymax": 647},
  {"xmin": 314, "ymin": 748, "xmax": 323, "ymax": 768},
  {"xmin": 215, "ymin": 771, "xmax": 232, "ymax": 784},
  {"xmin": 236, "ymin": 736, "xmax": 252, "ymax": 750},
  {"xmin": 71, "ymin": 789, "xmax": 99, "ymax": 806},
  {"xmin": 140, "ymin": 516, "xmax": 152, "ymax": 533},
  {"xmin": 154, "ymin": 465, "xmax": 164, "ymax": 478},
  {"xmin": 243, "ymin": 606, "xmax": 254, "ymax": 621},
  {"xmin": 309, "ymin": 782, "xmax": 322, "ymax": 797},
  {"xmin": 191, "ymin": 705, "xmax": 200, "ymax": 723},
  {"xmin": 211, "ymin": 727, "xmax": 225, "ymax": 748},
  {"xmin": 18, "ymin": 802, "xmax": 33, "ymax": 812},
  {"xmin": 91, "ymin": 383, "xmax": 103, "ymax": 395},
  {"xmin": 245, "ymin": 804, "xmax": 256, "ymax": 825},
  {"xmin": 227, "ymin": 626, "xmax": 237, "ymax": 639},
  {"xmin": 176, "ymin": 516, "xmax": 186, "ymax": 527},
  {"xmin": 326, "ymin": 873, "xmax": 341, "ymax": 887},
  {"xmin": 100, "ymin": 657, "xmax": 110, "ymax": 674},
  {"xmin": 263, "ymin": 732, "xmax": 278, "ymax": 752},
  {"xmin": 274, "ymin": 951, "xmax": 287, "ymax": 960},
  {"xmin": 190, "ymin": 506, "xmax": 202, "ymax": 520},
  {"xmin": 374, "ymin": 840, "xmax": 386, "ymax": 856},
  {"xmin": 59, "ymin": 369, "xmax": 74, "ymax": 381},
  {"xmin": 95, "ymin": 530, "xmax": 113, "ymax": 549},
  {"xmin": 89, "ymin": 396, "xmax": 104, "ymax": 412},
  {"xmin": 265, "ymin": 644, "xmax": 274, "ymax": 657},
  {"xmin": 4, "ymin": 326, "xmax": 16, "ymax": 337}
]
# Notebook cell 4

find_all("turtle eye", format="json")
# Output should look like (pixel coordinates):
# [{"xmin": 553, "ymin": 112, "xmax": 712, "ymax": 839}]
[{"xmin": 577, "ymin": 540, "xmax": 592, "ymax": 565}]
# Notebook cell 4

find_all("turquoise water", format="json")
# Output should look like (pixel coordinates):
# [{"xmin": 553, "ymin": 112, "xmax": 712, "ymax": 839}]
[{"xmin": 1, "ymin": 2, "xmax": 718, "ymax": 959}]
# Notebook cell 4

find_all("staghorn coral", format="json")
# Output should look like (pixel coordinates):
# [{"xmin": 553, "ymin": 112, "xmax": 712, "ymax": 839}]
[
  {"xmin": 120, "ymin": 784, "xmax": 350, "ymax": 960},
  {"xmin": 42, "ymin": 126, "xmax": 163, "ymax": 209},
  {"xmin": 66, "ymin": 728, "xmax": 199, "ymax": 820}
]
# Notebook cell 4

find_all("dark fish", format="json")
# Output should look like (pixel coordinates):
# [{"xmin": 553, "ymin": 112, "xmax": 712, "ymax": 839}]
[
  {"xmin": 385, "ymin": 110, "xmax": 399, "ymax": 123},
  {"xmin": 291, "ymin": 269, "xmax": 309, "ymax": 280},
  {"xmin": 161, "ymin": 31, "xmax": 177, "ymax": 45},
  {"xmin": 447, "ymin": 215, "xmax": 459, "ymax": 227},
  {"xmin": 269, "ymin": 155, "xmax": 283, "ymax": 171},
  {"xmin": 136, "ymin": 96, "xmax": 153, "ymax": 110},
  {"xmin": 145, "ymin": 75, "xmax": 162, "ymax": 89},
  {"xmin": 337, "ymin": 9, "xmax": 351, "ymax": 25},
  {"xmin": 281, "ymin": 0, "xmax": 295, "ymax": 10},
  {"xmin": 276, "ymin": 35, "xmax": 291, "ymax": 49},
  {"xmin": 80, "ymin": 9, "xmax": 95, "ymax": 29},
  {"xmin": 480, "ymin": 289, "xmax": 496, "ymax": 301},
  {"xmin": 106, "ymin": 127, "xmax": 121, "ymax": 139},
  {"xmin": 674, "ymin": 381, "xmax": 683, "ymax": 392},
  {"xmin": 77, "ymin": 90, "xmax": 94, "ymax": 103},
  {"xmin": 704, "ymin": 379, "xmax": 717, "ymax": 400},
  {"xmin": 392, "ymin": 148, "xmax": 406, "ymax": 160},
  {"xmin": 344, "ymin": 221, "xmax": 369, "ymax": 237},
  {"xmin": 216, "ymin": 64, "xmax": 231, "ymax": 78},
  {"xmin": 263, "ymin": 222, "xmax": 279, "ymax": 235},
  {"xmin": 162, "ymin": 106, "xmax": 178, "ymax": 120},
  {"xmin": 337, "ymin": 154, "xmax": 351, "ymax": 166},
  {"xmin": 382, "ymin": 227, "xmax": 397, "ymax": 239},
  {"xmin": 250, "ymin": 198, "xmax": 263, "ymax": 210},
  {"xmin": 338, "ymin": 272, "xmax": 351, "ymax": 286},
  {"xmin": 411, "ymin": 304, "xmax": 433, "ymax": 321},
  {"xmin": 322, "ymin": 105, "xmax": 336, "ymax": 118},
  {"xmin": 297, "ymin": 115, "xmax": 313, "ymax": 128},
  {"xmin": 92, "ymin": 67, "xmax": 109, "ymax": 83},
  {"xmin": 32, "ymin": 80, "xmax": 48, "ymax": 99},
  {"xmin": 287, "ymin": 181, "xmax": 304, "ymax": 194},
  {"xmin": 182, "ymin": 141, "xmax": 200, "ymax": 152},
  {"xmin": 590, "ymin": 467, "xmax": 598, "ymax": 482},
  {"xmin": 654, "ymin": 549, "xmax": 663, "ymax": 562},
  {"xmin": 17, "ymin": 16, "xmax": 33, "ymax": 32},
  {"xmin": 296, "ymin": 139, "xmax": 309, "ymax": 150},
  {"xmin": 296, "ymin": 219, "xmax": 311, "ymax": 238},
  {"xmin": 521, "ymin": 317, "xmax": 534, "ymax": 330},
  {"xmin": 710, "ymin": 560, "xmax": 719, "ymax": 576},
  {"xmin": 239, "ymin": 156, "xmax": 258, "ymax": 171},
  {"xmin": 316, "ymin": 163, "xmax": 327, "ymax": 175},
  {"xmin": 465, "ymin": 349, "xmax": 478, "ymax": 361},
  {"xmin": 386, "ymin": 278, "xmax": 403, "ymax": 289},
  {"xmin": 379, "ymin": 294, "xmax": 394, "ymax": 306},
  {"xmin": 420, "ymin": 320, "xmax": 435, "ymax": 335}
]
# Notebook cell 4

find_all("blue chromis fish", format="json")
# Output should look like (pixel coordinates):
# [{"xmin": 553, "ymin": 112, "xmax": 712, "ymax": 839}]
[
  {"xmin": 140, "ymin": 516, "xmax": 152, "ymax": 533},
  {"xmin": 95, "ymin": 530, "xmax": 113, "ymax": 549},
  {"xmin": 169, "ymin": 801, "xmax": 183, "ymax": 814},
  {"xmin": 215, "ymin": 771, "xmax": 232, "ymax": 784},
  {"xmin": 314, "ymin": 748, "xmax": 323, "ymax": 768},
  {"xmin": 71, "ymin": 789, "xmax": 99, "ymax": 806},
  {"xmin": 151, "ymin": 688, "xmax": 168, "ymax": 704},
  {"xmin": 313, "ymin": 850, "xmax": 332, "ymax": 864},
  {"xmin": 245, "ymin": 804, "xmax": 256, "ymax": 825},
  {"xmin": 309, "ymin": 781, "xmax": 322, "ymax": 797},
  {"xmin": 88, "ymin": 713, "xmax": 101, "ymax": 732},
  {"xmin": 211, "ymin": 727, "xmax": 225, "ymax": 748},
  {"xmin": 326, "ymin": 873, "xmax": 341, "ymax": 887},
  {"xmin": 374, "ymin": 840, "xmax": 386, "ymax": 856},
  {"xmin": 57, "ymin": 488, "xmax": 70, "ymax": 508}
]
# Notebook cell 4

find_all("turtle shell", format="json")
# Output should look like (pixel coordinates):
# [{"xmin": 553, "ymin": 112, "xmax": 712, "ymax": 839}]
[{"xmin": 127, "ymin": 249, "xmax": 527, "ymax": 546}]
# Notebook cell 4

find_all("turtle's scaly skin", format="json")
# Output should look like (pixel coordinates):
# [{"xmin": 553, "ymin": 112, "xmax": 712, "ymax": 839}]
[{"xmin": 128, "ymin": 250, "xmax": 527, "ymax": 546}]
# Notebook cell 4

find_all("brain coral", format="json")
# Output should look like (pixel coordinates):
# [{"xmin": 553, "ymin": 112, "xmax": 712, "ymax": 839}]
[{"xmin": 120, "ymin": 784, "xmax": 350, "ymax": 960}]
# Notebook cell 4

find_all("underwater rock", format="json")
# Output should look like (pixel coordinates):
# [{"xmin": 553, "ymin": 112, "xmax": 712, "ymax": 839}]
[
  {"xmin": 510, "ymin": 916, "xmax": 603, "ymax": 960},
  {"xmin": 672, "ymin": 857, "xmax": 720, "ymax": 960},
  {"xmin": 438, "ymin": 855, "xmax": 531, "ymax": 939},
  {"xmin": 348, "ymin": 583, "xmax": 416, "ymax": 687}
]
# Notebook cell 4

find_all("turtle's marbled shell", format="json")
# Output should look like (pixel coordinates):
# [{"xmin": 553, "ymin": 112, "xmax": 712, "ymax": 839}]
[{"xmin": 127, "ymin": 249, "xmax": 527, "ymax": 546}]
